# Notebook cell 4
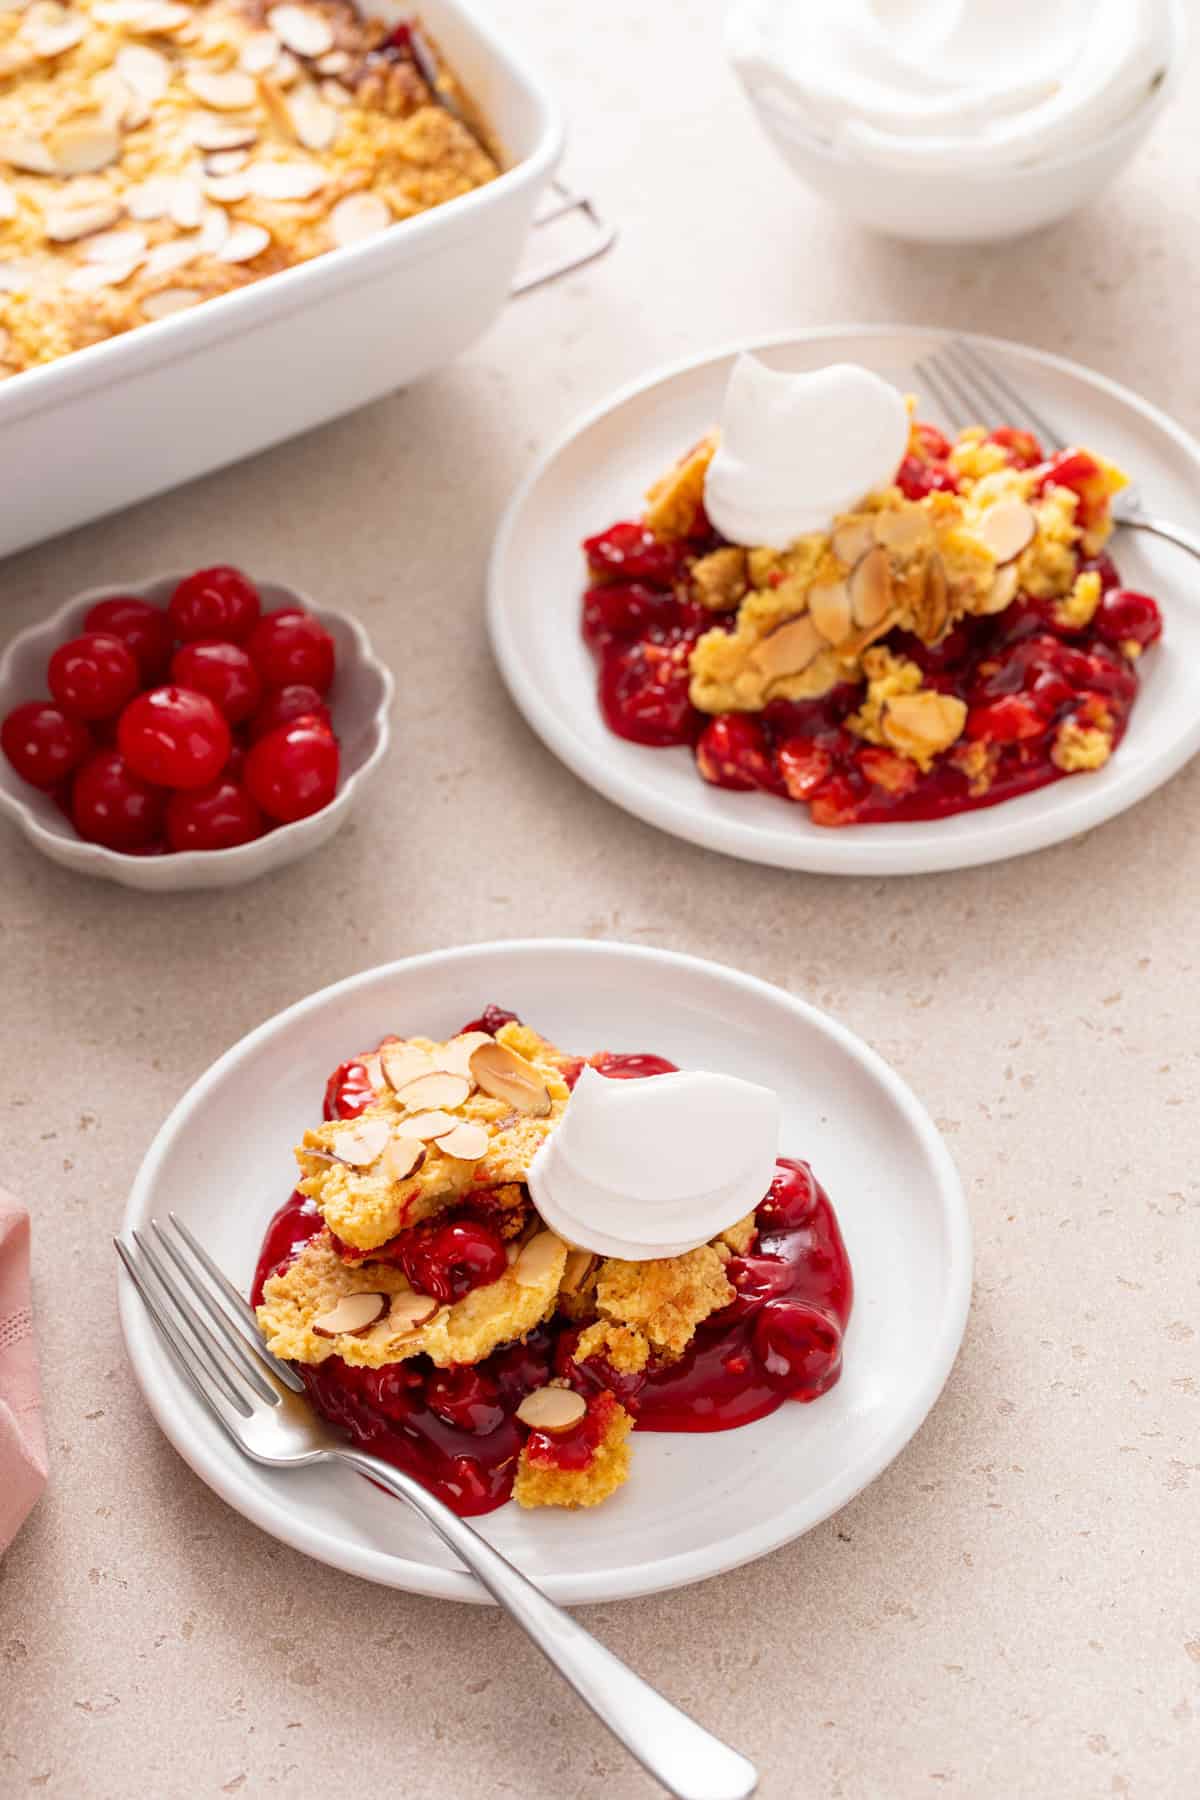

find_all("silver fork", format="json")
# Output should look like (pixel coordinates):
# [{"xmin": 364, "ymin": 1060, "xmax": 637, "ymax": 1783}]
[
  {"xmin": 914, "ymin": 337, "xmax": 1200, "ymax": 564},
  {"xmin": 115, "ymin": 1217, "xmax": 758, "ymax": 1800}
]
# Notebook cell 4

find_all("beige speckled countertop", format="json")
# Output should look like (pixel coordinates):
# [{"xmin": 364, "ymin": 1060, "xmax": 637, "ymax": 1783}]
[{"xmin": 2, "ymin": 4, "xmax": 1199, "ymax": 1795}]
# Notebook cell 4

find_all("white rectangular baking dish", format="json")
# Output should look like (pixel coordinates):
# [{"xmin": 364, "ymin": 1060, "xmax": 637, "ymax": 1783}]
[{"xmin": 0, "ymin": 0, "xmax": 563, "ymax": 560}]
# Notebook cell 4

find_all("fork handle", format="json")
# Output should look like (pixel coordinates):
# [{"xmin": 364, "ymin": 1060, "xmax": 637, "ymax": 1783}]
[
  {"xmin": 1119, "ymin": 509, "xmax": 1200, "ymax": 564},
  {"xmin": 336, "ymin": 1449, "xmax": 758, "ymax": 1800}
]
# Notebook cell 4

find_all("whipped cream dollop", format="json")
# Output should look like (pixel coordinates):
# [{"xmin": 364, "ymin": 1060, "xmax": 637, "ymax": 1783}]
[
  {"xmin": 728, "ymin": 0, "xmax": 1179, "ymax": 170},
  {"xmin": 527, "ymin": 1065, "xmax": 780, "ymax": 1261},
  {"xmin": 704, "ymin": 355, "xmax": 909, "ymax": 550}
]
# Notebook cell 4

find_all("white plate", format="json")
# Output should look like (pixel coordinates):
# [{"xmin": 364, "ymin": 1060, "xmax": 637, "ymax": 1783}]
[
  {"xmin": 120, "ymin": 939, "xmax": 970, "ymax": 1605},
  {"xmin": 489, "ymin": 326, "xmax": 1200, "ymax": 875}
]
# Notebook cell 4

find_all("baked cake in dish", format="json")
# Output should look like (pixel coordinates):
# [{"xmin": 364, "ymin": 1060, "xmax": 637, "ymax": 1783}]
[
  {"xmin": 253, "ymin": 1004, "xmax": 854, "ymax": 1516},
  {"xmin": 0, "ymin": 2, "xmax": 498, "ymax": 374},
  {"xmin": 580, "ymin": 414, "xmax": 1164, "ymax": 826}
]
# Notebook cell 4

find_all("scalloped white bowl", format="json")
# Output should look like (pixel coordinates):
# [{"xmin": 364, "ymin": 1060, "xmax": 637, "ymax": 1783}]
[{"xmin": 0, "ymin": 575, "xmax": 393, "ymax": 890}]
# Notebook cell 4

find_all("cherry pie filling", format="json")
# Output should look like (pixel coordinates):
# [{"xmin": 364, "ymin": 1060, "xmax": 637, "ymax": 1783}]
[
  {"xmin": 253, "ymin": 1011, "xmax": 853, "ymax": 1516},
  {"xmin": 580, "ymin": 432, "xmax": 1163, "ymax": 827}
]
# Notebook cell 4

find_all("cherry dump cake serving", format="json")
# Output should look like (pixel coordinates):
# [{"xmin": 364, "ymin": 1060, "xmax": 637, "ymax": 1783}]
[
  {"xmin": 580, "ymin": 357, "xmax": 1163, "ymax": 828},
  {"xmin": 253, "ymin": 1006, "xmax": 853, "ymax": 1516}
]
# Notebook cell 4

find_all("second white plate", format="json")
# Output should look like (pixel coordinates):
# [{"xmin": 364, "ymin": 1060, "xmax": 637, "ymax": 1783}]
[{"xmin": 489, "ymin": 326, "xmax": 1200, "ymax": 874}]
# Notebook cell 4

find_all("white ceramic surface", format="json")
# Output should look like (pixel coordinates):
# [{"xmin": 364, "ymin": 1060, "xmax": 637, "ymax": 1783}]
[
  {"xmin": 0, "ymin": 0, "xmax": 564, "ymax": 560},
  {"xmin": 488, "ymin": 324, "xmax": 1200, "ymax": 877},
  {"xmin": 118, "ymin": 939, "xmax": 971, "ymax": 1606},
  {"xmin": 0, "ymin": 575, "xmax": 393, "ymax": 889},
  {"xmin": 726, "ymin": 0, "xmax": 1187, "ymax": 244}
]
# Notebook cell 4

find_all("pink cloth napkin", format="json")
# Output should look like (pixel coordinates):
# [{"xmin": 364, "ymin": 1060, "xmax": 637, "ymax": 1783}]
[{"xmin": 0, "ymin": 1195, "xmax": 48, "ymax": 1552}]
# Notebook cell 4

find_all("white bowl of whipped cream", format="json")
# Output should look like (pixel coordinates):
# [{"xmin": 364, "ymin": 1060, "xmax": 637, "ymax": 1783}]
[{"xmin": 726, "ymin": 0, "xmax": 1187, "ymax": 243}]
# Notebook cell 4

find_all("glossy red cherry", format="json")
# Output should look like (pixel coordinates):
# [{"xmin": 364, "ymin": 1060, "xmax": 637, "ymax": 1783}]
[
  {"xmin": 966, "ymin": 695, "xmax": 1046, "ymax": 744},
  {"xmin": 248, "ymin": 682, "xmax": 331, "ymax": 741},
  {"xmin": 169, "ymin": 640, "xmax": 262, "ymax": 724},
  {"xmin": 168, "ymin": 565, "xmax": 261, "ymax": 643},
  {"xmin": 2, "ymin": 701, "xmax": 91, "ymax": 787},
  {"xmin": 582, "ymin": 583, "xmax": 681, "ymax": 646},
  {"xmin": 896, "ymin": 454, "xmax": 959, "ymax": 500},
  {"xmin": 402, "ymin": 1218, "xmax": 508, "ymax": 1305},
  {"xmin": 695, "ymin": 714, "xmax": 776, "ymax": 791},
  {"xmin": 165, "ymin": 778, "xmax": 264, "ymax": 852},
  {"xmin": 83, "ymin": 597, "xmax": 174, "ymax": 680},
  {"xmin": 245, "ymin": 610, "xmax": 336, "ymax": 693},
  {"xmin": 987, "ymin": 425, "xmax": 1044, "ymax": 468},
  {"xmin": 48, "ymin": 632, "xmax": 139, "ymax": 721},
  {"xmin": 117, "ymin": 686, "xmax": 232, "ymax": 789},
  {"xmin": 1094, "ymin": 588, "xmax": 1163, "ymax": 654},
  {"xmin": 244, "ymin": 715, "xmax": 338, "ymax": 823},
  {"xmin": 598, "ymin": 637, "xmax": 699, "ymax": 746},
  {"xmin": 752, "ymin": 1299, "xmax": 842, "ymax": 1398},
  {"xmin": 425, "ymin": 1366, "xmax": 505, "ymax": 1435},
  {"xmin": 777, "ymin": 737, "xmax": 833, "ymax": 802},
  {"xmin": 71, "ymin": 748, "xmax": 167, "ymax": 851},
  {"xmin": 583, "ymin": 521, "xmax": 689, "ymax": 588},
  {"xmin": 757, "ymin": 1158, "xmax": 820, "ymax": 1232}
]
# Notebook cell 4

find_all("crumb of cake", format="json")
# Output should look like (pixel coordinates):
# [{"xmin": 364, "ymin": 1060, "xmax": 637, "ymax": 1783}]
[
  {"xmin": 718, "ymin": 1211, "xmax": 757, "ymax": 1255},
  {"xmin": 574, "ymin": 1319, "xmax": 650, "ymax": 1374},
  {"xmin": 513, "ymin": 1392, "xmax": 634, "ymax": 1510},
  {"xmin": 1052, "ymin": 568, "xmax": 1102, "ymax": 631},
  {"xmin": 643, "ymin": 434, "xmax": 717, "ymax": 540},
  {"xmin": 1051, "ymin": 719, "xmax": 1113, "ymax": 773},
  {"xmin": 847, "ymin": 647, "xmax": 967, "ymax": 770},
  {"xmin": 594, "ymin": 1244, "xmax": 733, "ymax": 1359},
  {"xmin": 691, "ymin": 545, "xmax": 749, "ymax": 611},
  {"xmin": 951, "ymin": 737, "xmax": 997, "ymax": 797},
  {"xmin": 257, "ymin": 1226, "xmax": 566, "ymax": 1368}
]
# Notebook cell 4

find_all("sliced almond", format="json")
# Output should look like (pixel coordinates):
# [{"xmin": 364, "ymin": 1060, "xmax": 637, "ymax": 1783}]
[
  {"xmin": 267, "ymin": 3, "xmax": 333, "ymax": 58},
  {"xmin": 43, "ymin": 199, "xmax": 122, "ymax": 241},
  {"xmin": 184, "ymin": 67, "xmax": 258, "ymax": 110},
  {"xmin": 979, "ymin": 498, "xmax": 1036, "ymax": 565},
  {"xmin": 316, "ymin": 49, "xmax": 349, "ymax": 74},
  {"xmin": 881, "ymin": 691, "xmax": 967, "ymax": 752},
  {"xmin": 512, "ymin": 1230, "xmax": 565, "ymax": 1287},
  {"xmin": 169, "ymin": 179, "xmax": 204, "ymax": 230},
  {"xmin": 807, "ymin": 577, "xmax": 851, "ymax": 644},
  {"xmin": 748, "ymin": 613, "xmax": 824, "ymax": 682},
  {"xmin": 142, "ymin": 237, "xmax": 198, "ymax": 276},
  {"xmin": 48, "ymin": 119, "xmax": 120, "ymax": 175},
  {"xmin": 388, "ymin": 1290, "xmax": 439, "ymax": 1333},
  {"xmin": 873, "ymin": 505, "xmax": 933, "ymax": 555},
  {"xmin": 83, "ymin": 226, "xmax": 146, "ymax": 263},
  {"xmin": 329, "ymin": 1116, "xmax": 390, "ymax": 1167},
  {"xmin": 380, "ymin": 1135, "xmax": 425, "ymax": 1182},
  {"xmin": 320, "ymin": 77, "xmax": 352, "ymax": 108},
  {"xmin": 830, "ymin": 518, "xmax": 875, "ymax": 566},
  {"xmin": 434, "ymin": 1031, "xmax": 494, "ymax": 1080},
  {"xmin": 246, "ymin": 158, "xmax": 325, "ymax": 200},
  {"xmin": 917, "ymin": 550, "xmax": 949, "ymax": 639},
  {"xmin": 329, "ymin": 189, "xmax": 389, "ymax": 247},
  {"xmin": 204, "ymin": 172, "xmax": 249, "ymax": 203},
  {"xmin": 239, "ymin": 29, "xmax": 280, "ymax": 74},
  {"xmin": 93, "ymin": 0, "xmax": 187, "ymax": 26},
  {"xmin": 190, "ymin": 117, "xmax": 258, "ymax": 153},
  {"xmin": 0, "ymin": 134, "xmax": 54, "ymax": 174},
  {"xmin": 560, "ymin": 1249, "xmax": 597, "ymax": 1295},
  {"xmin": 981, "ymin": 563, "xmax": 1020, "ymax": 615},
  {"xmin": 289, "ymin": 84, "xmax": 337, "ymax": 152},
  {"xmin": 515, "ymin": 1386, "xmax": 586, "ymax": 1434},
  {"xmin": 216, "ymin": 222, "xmax": 270, "ymax": 263},
  {"xmin": 141, "ymin": 286, "xmax": 201, "ymax": 318},
  {"xmin": 123, "ymin": 175, "xmax": 179, "ymax": 220},
  {"xmin": 0, "ymin": 180, "xmax": 16, "ymax": 221},
  {"xmin": 0, "ymin": 262, "xmax": 25, "ymax": 291},
  {"xmin": 26, "ymin": 11, "xmax": 85, "ymax": 57},
  {"xmin": 395, "ymin": 1070, "xmax": 472, "ymax": 1114},
  {"xmin": 311, "ymin": 1291, "xmax": 387, "ymax": 1338},
  {"xmin": 396, "ymin": 1110, "xmax": 458, "ymax": 1142},
  {"xmin": 378, "ymin": 1042, "xmax": 435, "ymax": 1091},
  {"xmin": 115, "ymin": 43, "xmax": 169, "ymax": 100},
  {"xmin": 469, "ymin": 1041, "xmax": 551, "ymax": 1118},
  {"xmin": 849, "ymin": 545, "xmax": 894, "ymax": 630},
  {"xmin": 65, "ymin": 257, "xmax": 140, "ymax": 291},
  {"xmin": 438, "ymin": 1121, "xmax": 490, "ymax": 1162},
  {"xmin": 205, "ymin": 147, "xmax": 250, "ymax": 175}
]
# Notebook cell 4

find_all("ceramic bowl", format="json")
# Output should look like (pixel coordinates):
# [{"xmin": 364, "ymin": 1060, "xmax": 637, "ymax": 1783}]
[{"xmin": 0, "ymin": 574, "xmax": 393, "ymax": 890}]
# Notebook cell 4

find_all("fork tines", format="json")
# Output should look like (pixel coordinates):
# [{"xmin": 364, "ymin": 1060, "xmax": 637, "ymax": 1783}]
[{"xmin": 916, "ymin": 338, "xmax": 1066, "ymax": 453}]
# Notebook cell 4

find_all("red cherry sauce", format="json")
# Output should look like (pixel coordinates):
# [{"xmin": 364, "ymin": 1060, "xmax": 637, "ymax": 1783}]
[{"xmin": 253, "ymin": 1013, "xmax": 853, "ymax": 1515}]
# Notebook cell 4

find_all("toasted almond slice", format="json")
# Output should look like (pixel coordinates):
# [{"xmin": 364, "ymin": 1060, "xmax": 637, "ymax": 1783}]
[
  {"xmin": 981, "ymin": 563, "xmax": 1020, "ymax": 615},
  {"xmin": 141, "ymin": 286, "xmax": 201, "ymax": 318},
  {"xmin": 358, "ymin": 1054, "xmax": 383, "ymax": 1090},
  {"xmin": 217, "ymin": 222, "xmax": 270, "ymax": 263},
  {"xmin": 44, "ymin": 199, "xmax": 122, "ymax": 241},
  {"xmin": 378, "ymin": 1042, "xmax": 435, "ymax": 1090},
  {"xmin": 0, "ymin": 134, "xmax": 54, "ymax": 174},
  {"xmin": 204, "ymin": 172, "xmax": 249, "ymax": 203},
  {"xmin": 123, "ymin": 175, "xmax": 178, "ymax": 220},
  {"xmin": 881, "ymin": 691, "xmax": 967, "ymax": 751},
  {"xmin": 380, "ymin": 1135, "xmax": 425, "ymax": 1182},
  {"xmin": 807, "ymin": 577, "xmax": 851, "ymax": 644},
  {"xmin": 48, "ymin": 119, "xmax": 120, "ymax": 175},
  {"xmin": 289, "ymin": 84, "xmax": 337, "ymax": 151},
  {"xmin": 0, "ymin": 0, "xmax": 27, "ymax": 11},
  {"xmin": 830, "ymin": 518, "xmax": 875, "ymax": 566},
  {"xmin": 239, "ymin": 29, "xmax": 279, "ymax": 74},
  {"xmin": 434, "ymin": 1031, "xmax": 494, "ymax": 1080},
  {"xmin": 388, "ymin": 1290, "xmax": 439, "ymax": 1333},
  {"xmin": 115, "ymin": 43, "xmax": 169, "ymax": 100},
  {"xmin": 0, "ymin": 180, "xmax": 16, "ymax": 221},
  {"xmin": 66, "ymin": 257, "xmax": 140, "ymax": 291},
  {"xmin": 395, "ymin": 1070, "xmax": 472, "ymax": 1113},
  {"xmin": 329, "ymin": 1116, "xmax": 390, "ymax": 1167},
  {"xmin": 83, "ymin": 226, "xmax": 146, "ymax": 264},
  {"xmin": 979, "ymin": 498, "xmax": 1036, "ymax": 565},
  {"xmin": 184, "ymin": 67, "xmax": 258, "ymax": 110},
  {"xmin": 873, "ymin": 505, "xmax": 933, "ymax": 555},
  {"xmin": 93, "ymin": 0, "xmax": 187, "ymax": 26},
  {"xmin": 142, "ymin": 237, "xmax": 198, "ymax": 276},
  {"xmin": 197, "ymin": 202, "xmax": 228, "ymax": 253},
  {"xmin": 920, "ymin": 550, "xmax": 949, "ymax": 637},
  {"xmin": 205, "ymin": 146, "xmax": 250, "ymax": 175},
  {"xmin": 316, "ymin": 49, "xmax": 349, "ymax": 74},
  {"xmin": 329, "ymin": 189, "xmax": 389, "ymax": 247},
  {"xmin": 748, "ymin": 613, "xmax": 824, "ymax": 682},
  {"xmin": 469, "ymin": 1041, "xmax": 551, "ymax": 1117},
  {"xmin": 267, "ymin": 3, "xmax": 333, "ymax": 57},
  {"xmin": 849, "ymin": 545, "xmax": 894, "ymax": 630},
  {"xmin": 320, "ymin": 77, "xmax": 352, "ymax": 108},
  {"xmin": 560, "ymin": 1249, "xmax": 597, "ymax": 1295},
  {"xmin": 438, "ymin": 1121, "xmax": 490, "ymax": 1162},
  {"xmin": 515, "ymin": 1386, "xmax": 586, "ymax": 1433},
  {"xmin": 0, "ymin": 259, "xmax": 23, "ymax": 292},
  {"xmin": 312, "ymin": 1291, "xmax": 387, "ymax": 1338},
  {"xmin": 512, "ymin": 1230, "xmax": 565, "ymax": 1287},
  {"xmin": 246, "ymin": 158, "xmax": 325, "ymax": 200},
  {"xmin": 190, "ymin": 117, "xmax": 258, "ymax": 153},
  {"xmin": 168, "ymin": 179, "xmax": 204, "ymax": 230},
  {"xmin": 27, "ymin": 12, "xmax": 84, "ymax": 57},
  {"xmin": 397, "ymin": 1110, "xmax": 458, "ymax": 1142}
]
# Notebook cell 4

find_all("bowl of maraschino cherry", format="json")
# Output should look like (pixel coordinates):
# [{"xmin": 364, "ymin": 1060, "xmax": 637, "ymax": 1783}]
[{"xmin": 0, "ymin": 567, "xmax": 393, "ymax": 889}]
